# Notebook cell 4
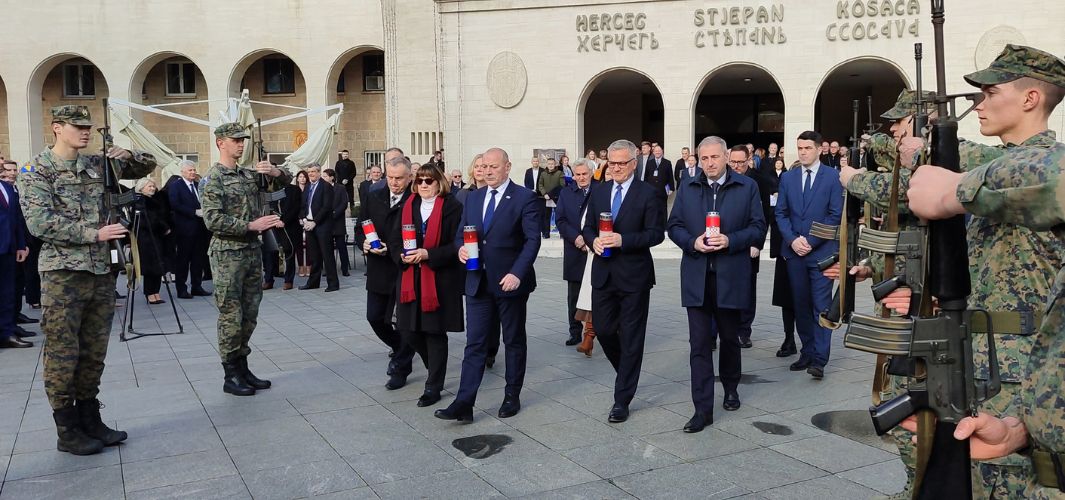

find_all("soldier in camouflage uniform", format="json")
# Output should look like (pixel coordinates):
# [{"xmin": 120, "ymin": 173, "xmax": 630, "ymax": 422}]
[
  {"xmin": 897, "ymin": 44, "xmax": 1065, "ymax": 499},
  {"xmin": 201, "ymin": 122, "xmax": 290, "ymax": 396},
  {"xmin": 18, "ymin": 106, "xmax": 156, "ymax": 455}
]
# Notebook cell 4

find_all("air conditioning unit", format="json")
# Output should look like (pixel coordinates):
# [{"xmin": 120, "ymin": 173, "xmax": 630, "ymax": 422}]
[{"xmin": 365, "ymin": 75, "xmax": 385, "ymax": 91}]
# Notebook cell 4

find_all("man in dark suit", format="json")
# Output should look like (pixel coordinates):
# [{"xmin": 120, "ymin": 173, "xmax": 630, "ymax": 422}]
[
  {"xmin": 168, "ymin": 161, "xmax": 212, "ymax": 298},
  {"xmin": 674, "ymin": 146, "xmax": 691, "ymax": 185},
  {"xmin": 322, "ymin": 169, "xmax": 350, "ymax": 277},
  {"xmin": 436, "ymin": 147, "xmax": 541, "ymax": 422},
  {"xmin": 677, "ymin": 155, "xmax": 698, "ymax": 182},
  {"xmin": 582, "ymin": 139, "xmax": 665, "ymax": 423},
  {"xmin": 643, "ymin": 145, "xmax": 674, "ymax": 199},
  {"xmin": 634, "ymin": 141, "xmax": 652, "ymax": 180},
  {"xmin": 522, "ymin": 157, "xmax": 547, "ymax": 238},
  {"xmin": 299, "ymin": 164, "xmax": 339, "ymax": 292},
  {"xmin": 728, "ymin": 145, "xmax": 776, "ymax": 349},
  {"xmin": 358, "ymin": 165, "xmax": 382, "ymax": 206},
  {"xmin": 667, "ymin": 136, "xmax": 766, "ymax": 432},
  {"xmin": 555, "ymin": 160, "xmax": 593, "ymax": 346},
  {"xmin": 5, "ymin": 161, "xmax": 38, "ymax": 338},
  {"xmin": 355, "ymin": 155, "xmax": 422, "ymax": 388},
  {"xmin": 334, "ymin": 150, "xmax": 357, "ymax": 211},
  {"xmin": 775, "ymin": 131, "xmax": 843, "ymax": 379},
  {"xmin": 0, "ymin": 167, "xmax": 32, "ymax": 348}
]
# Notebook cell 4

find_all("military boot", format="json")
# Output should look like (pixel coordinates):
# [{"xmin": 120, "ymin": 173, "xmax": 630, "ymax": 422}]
[
  {"xmin": 76, "ymin": 399, "xmax": 128, "ymax": 446},
  {"xmin": 238, "ymin": 356, "xmax": 271, "ymax": 390},
  {"xmin": 53, "ymin": 407, "xmax": 104, "ymax": 455},
  {"xmin": 222, "ymin": 361, "xmax": 256, "ymax": 396}
]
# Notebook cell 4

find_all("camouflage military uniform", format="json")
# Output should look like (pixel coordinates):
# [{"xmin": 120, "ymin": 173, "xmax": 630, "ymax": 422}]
[
  {"xmin": 17, "ymin": 108, "xmax": 155, "ymax": 411},
  {"xmin": 200, "ymin": 125, "xmax": 290, "ymax": 366}
]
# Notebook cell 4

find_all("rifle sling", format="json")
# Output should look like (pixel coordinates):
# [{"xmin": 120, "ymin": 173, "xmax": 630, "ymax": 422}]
[
  {"xmin": 1032, "ymin": 449, "xmax": 1065, "ymax": 491},
  {"xmin": 968, "ymin": 310, "xmax": 1042, "ymax": 335}
]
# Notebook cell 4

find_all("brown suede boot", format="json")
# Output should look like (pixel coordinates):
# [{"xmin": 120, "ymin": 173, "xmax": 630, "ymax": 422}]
[{"xmin": 576, "ymin": 322, "xmax": 596, "ymax": 357}]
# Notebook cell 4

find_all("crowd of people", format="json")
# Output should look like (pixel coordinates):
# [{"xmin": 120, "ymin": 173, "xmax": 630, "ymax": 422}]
[{"xmin": 3, "ymin": 43, "xmax": 1065, "ymax": 500}]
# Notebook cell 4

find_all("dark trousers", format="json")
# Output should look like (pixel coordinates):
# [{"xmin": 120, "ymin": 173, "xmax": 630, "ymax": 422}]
[
  {"xmin": 262, "ymin": 249, "xmax": 278, "ymax": 283},
  {"xmin": 0, "ymin": 254, "xmax": 15, "ymax": 339},
  {"xmin": 333, "ymin": 235, "xmax": 350, "ymax": 273},
  {"xmin": 306, "ymin": 227, "xmax": 339, "ymax": 288},
  {"xmin": 687, "ymin": 273, "xmax": 742, "ymax": 414},
  {"xmin": 566, "ymin": 280, "xmax": 582, "ymax": 339},
  {"xmin": 456, "ymin": 290, "xmax": 528, "ymax": 405},
  {"xmin": 367, "ymin": 290, "xmax": 416, "ymax": 374},
  {"xmin": 592, "ymin": 280, "xmax": 650, "ymax": 406},
  {"xmin": 174, "ymin": 229, "xmax": 207, "ymax": 292},
  {"xmin": 781, "ymin": 307, "xmax": 795, "ymax": 344},
  {"xmin": 402, "ymin": 330, "xmax": 447, "ymax": 391},
  {"xmin": 278, "ymin": 229, "xmax": 297, "ymax": 284},
  {"xmin": 786, "ymin": 256, "xmax": 833, "ymax": 367},
  {"xmin": 738, "ymin": 265, "xmax": 758, "ymax": 341},
  {"xmin": 143, "ymin": 274, "xmax": 162, "ymax": 296},
  {"xmin": 540, "ymin": 201, "xmax": 551, "ymax": 237}
]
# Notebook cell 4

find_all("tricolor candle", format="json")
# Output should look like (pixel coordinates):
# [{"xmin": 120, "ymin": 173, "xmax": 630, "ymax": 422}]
[
  {"xmin": 402, "ymin": 224, "xmax": 417, "ymax": 255},
  {"xmin": 463, "ymin": 226, "xmax": 480, "ymax": 270},
  {"xmin": 705, "ymin": 211, "xmax": 720, "ymax": 244},
  {"xmin": 599, "ymin": 212, "xmax": 614, "ymax": 258},
  {"xmin": 361, "ymin": 220, "xmax": 382, "ymax": 250}
]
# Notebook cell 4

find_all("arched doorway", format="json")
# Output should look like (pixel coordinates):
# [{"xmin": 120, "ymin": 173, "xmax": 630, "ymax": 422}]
[
  {"xmin": 693, "ymin": 63, "xmax": 784, "ymax": 154},
  {"xmin": 326, "ymin": 47, "xmax": 386, "ymax": 174},
  {"xmin": 229, "ymin": 50, "xmax": 307, "ymax": 163},
  {"xmin": 130, "ymin": 52, "xmax": 209, "ymax": 172},
  {"xmin": 32, "ymin": 55, "xmax": 110, "ymax": 152},
  {"xmin": 814, "ymin": 58, "xmax": 908, "ymax": 150},
  {"xmin": 579, "ymin": 69, "xmax": 663, "ymax": 154}
]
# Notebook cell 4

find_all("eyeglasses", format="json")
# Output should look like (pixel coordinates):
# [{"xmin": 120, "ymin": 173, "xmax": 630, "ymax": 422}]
[
  {"xmin": 413, "ymin": 177, "xmax": 437, "ymax": 186},
  {"xmin": 452, "ymin": 175, "xmax": 462, "ymax": 179},
  {"xmin": 607, "ymin": 158, "xmax": 634, "ymax": 167},
  {"xmin": 728, "ymin": 160, "xmax": 748, "ymax": 165}
]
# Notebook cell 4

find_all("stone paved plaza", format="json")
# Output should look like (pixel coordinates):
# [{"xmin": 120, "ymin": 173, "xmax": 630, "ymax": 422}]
[{"xmin": 0, "ymin": 256, "xmax": 906, "ymax": 499}]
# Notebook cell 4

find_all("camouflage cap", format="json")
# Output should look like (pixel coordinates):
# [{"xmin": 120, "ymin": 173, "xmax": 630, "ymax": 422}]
[
  {"xmin": 880, "ymin": 90, "xmax": 937, "ymax": 120},
  {"xmin": 964, "ymin": 44, "xmax": 1065, "ymax": 88},
  {"xmin": 213, "ymin": 122, "xmax": 251, "ymax": 139},
  {"xmin": 51, "ymin": 105, "xmax": 92, "ymax": 126}
]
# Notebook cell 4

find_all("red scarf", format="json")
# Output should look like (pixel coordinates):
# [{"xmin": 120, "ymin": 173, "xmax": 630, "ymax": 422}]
[{"xmin": 399, "ymin": 196, "xmax": 442, "ymax": 312}]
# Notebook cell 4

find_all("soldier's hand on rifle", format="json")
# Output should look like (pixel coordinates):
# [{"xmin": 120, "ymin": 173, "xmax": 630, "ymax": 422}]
[
  {"xmin": 255, "ymin": 161, "xmax": 281, "ymax": 177},
  {"xmin": 838, "ymin": 166, "xmax": 865, "ymax": 188},
  {"xmin": 897, "ymin": 137, "xmax": 925, "ymax": 169},
  {"xmin": 880, "ymin": 287, "xmax": 912, "ymax": 315},
  {"xmin": 105, "ymin": 147, "xmax": 132, "ymax": 161},
  {"xmin": 899, "ymin": 412, "xmax": 1029, "ymax": 460},
  {"xmin": 825, "ymin": 263, "xmax": 874, "ymax": 282},
  {"xmin": 249, "ymin": 215, "xmax": 282, "ymax": 232},
  {"xmin": 907, "ymin": 166, "xmax": 966, "ymax": 220},
  {"xmin": 97, "ymin": 223, "xmax": 129, "ymax": 242}
]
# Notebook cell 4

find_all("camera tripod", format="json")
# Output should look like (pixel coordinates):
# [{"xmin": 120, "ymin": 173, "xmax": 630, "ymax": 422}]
[{"xmin": 120, "ymin": 201, "xmax": 184, "ymax": 341}]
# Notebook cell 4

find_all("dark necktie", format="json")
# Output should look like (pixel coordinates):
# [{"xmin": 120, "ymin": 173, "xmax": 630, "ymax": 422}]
[
  {"xmin": 0, "ymin": 185, "xmax": 8, "ymax": 208},
  {"xmin": 483, "ymin": 189, "xmax": 498, "ymax": 229},
  {"xmin": 304, "ymin": 182, "xmax": 316, "ymax": 213},
  {"xmin": 390, "ymin": 194, "xmax": 399, "ymax": 208},
  {"xmin": 803, "ymin": 169, "xmax": 812, "ymax": 203}
]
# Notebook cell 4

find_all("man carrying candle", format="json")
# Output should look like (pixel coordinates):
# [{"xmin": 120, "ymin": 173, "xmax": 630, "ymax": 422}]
[
  {"xmin": 667, "ymin": 136, "xmax": 767, "ymax": 433},
  {"xmin": 581, "ymin": 139, "xmax": 665, "ymax": 424}
]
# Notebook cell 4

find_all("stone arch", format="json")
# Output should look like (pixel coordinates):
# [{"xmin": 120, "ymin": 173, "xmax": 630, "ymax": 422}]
[
  {"xmin": 325, "ymin": 45, "xmax": 387, "ymax": 172},
  {"xmin": 813, "ymin": 56, "xmax": 910, "ymax": 145},
  {"xmin": 27, "ymin": 53, "xmax": 112, "ymax": 152},
  {"xmin": 576, "ymin": 67, "xmax": 664, "ymax": 155},
  {"xmin": 692, "ymin": 62, "xmax": 786, "ymax": 153},
  {"xmin": 228, "ymin": 49, "xmax": 308, "ymax": 156}
]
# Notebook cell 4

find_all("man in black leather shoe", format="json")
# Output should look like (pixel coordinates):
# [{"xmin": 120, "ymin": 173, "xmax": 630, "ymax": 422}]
[
  {"xmin": 1, "ymin": 160, "xmax": 32, "ymax": 349},
  {"xmin": 667, "ymin": 138, "xmax": 766, "ymax": 433}
]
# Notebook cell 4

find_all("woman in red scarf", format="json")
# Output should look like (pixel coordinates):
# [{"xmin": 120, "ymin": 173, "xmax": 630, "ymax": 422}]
[{"xmin": 388, "ymin": 163, "xmax": 464, "ymax": 407}]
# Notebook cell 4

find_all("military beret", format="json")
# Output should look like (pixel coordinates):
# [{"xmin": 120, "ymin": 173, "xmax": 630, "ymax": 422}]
[
  {"xmin": 880, "ymin": 90, "xmax": 937, "ymax": 120},
  {"xmin": 51, "ymin": 105, "xmax": 92, "ymax": 126},
  {"xmin": 213, "ymin": 122, "xmax": 251, "ymax": 139},
  {"xmin": 964, "ymin": 44, "xmax": 1065, "ymax": 88}
]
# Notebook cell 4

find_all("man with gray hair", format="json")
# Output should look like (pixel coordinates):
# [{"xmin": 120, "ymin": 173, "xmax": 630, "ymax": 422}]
[
  {"xmin": 581, "ymin": 139, "xmax": 664, "ymax": 423},
  {"xmin": 299, "ymin": 163, "xmax": 339, "ymax": 292},
  {"xmin": 168, "ymin": 159, "xmax": 212, "ymax": 299}
]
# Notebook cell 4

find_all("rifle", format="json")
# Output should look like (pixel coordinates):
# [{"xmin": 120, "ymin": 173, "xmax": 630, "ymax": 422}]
[
  {"xmin": 816, "ymin": 100, "xmax": 862, "ymax": 329},
  {"xmin": 97, "ymin": 98, "xmax": 135, "ymax": 271},
  {"xmin": 254, "ymin": 120, "xmax": 288, "ymax": 257},
  {"xmin": 842, "ymin": 7, "xmax": 1000, "ymax": 499}
]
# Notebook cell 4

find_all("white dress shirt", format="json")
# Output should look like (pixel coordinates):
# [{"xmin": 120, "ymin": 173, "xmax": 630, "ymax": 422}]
[
  {"xmin": 801, "ymin": 161, "xmax": 822, "ymax": 192},
  {"xmin": 482, "ymin": 178, "xmax": 511, "ymax": 219},
  {"xmin": 611, "ymin": 173, "xmax": 635, "ymax": 208}
]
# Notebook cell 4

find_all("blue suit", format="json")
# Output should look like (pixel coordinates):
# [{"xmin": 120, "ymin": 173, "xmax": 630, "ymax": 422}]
[
  {"xmin": 774, "ymin": 162, "xmax": 843, "ymax": 368},
  {"xmin": 453, "ymin": 181, "xmax": 541, "ymax": 405},
  {"xmin": 581, "ymin": 177, "xmax": 664, "ymax": 406},
  {"xmin": 668, "ymin": 171, "xmax": 766, "ymax": 413},
  {"xmin": 1, "ymin": 182, "xmax": 27, "ymax": 340},
  {"xmin": 167, "ymin": 176, "xmax": 209, "ymax": 293}
]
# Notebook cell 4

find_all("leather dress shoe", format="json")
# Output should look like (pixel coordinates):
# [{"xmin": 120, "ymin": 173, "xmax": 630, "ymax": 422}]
[
  {"xmin": 342, "ymin": 270, "xmax": 351, "ymax": 277},
  {"xmin": 485, "ymin": 356, "xmax": 495, "ymax": 369},
  {"xmin": 324, "ymin": 286, "xmax": 340, "ymax": 292},
  {"xmin": 16, "ymin": 313, "xmax": 38, "ymax": 324},
  {"xmin": 683, "ymin": 411, "xmax": 712, "ymax": 433},
  {"xmin": 608, "ymin": 404, "xmax": 630, "ymax": 423},
  {"xmin": 282, "ymin": 283, "xmax": 293, "ymax": 290},
  {"xmin": 497, "ymin": 396, "xmax": 521, "ymax": 418},
  {"xmin": 0, "ymin": 337, "xmax": 33, "ymax": 348},
  {"xmin": 565, "ymin": 335, "xmax": 581, "ymax": 346},
  {"xmin": 807, "ymin": 366, "xmax": 825, "ymax": 380},
  {"xmin": 776, "ymin": 343, "xmax": 797, "ymax": 357},
  {"xmin": 262, "ymin": 281, "xmax": 274, "ymax": 290},
  {"xmin": 434, "ymin": 401, "xmax": 474, "ymax": 422},
  {"xmin": 385, "ymin": 373, "xmax": 408, "ymax": 390},
  {"xmin": 177, "ymin": 291, "xmax": 193, "ymax": 299},
  {"xmin": 738, "ymin": 337, "xmax": 753, "ymax": 349},
  {"xmin": 114, "ymin": 291, "xmax": 126, "ymax": 299},
  {"xmin": 15, "ymin": 326, "xmax": 36, "ymax": 338},
  {"xmin": 709, "ymin": 338, "xmax": 717, "ymax": 352},
  {"xmin": 789, "ymin": 357, "xmax": 812, "ymax": 371},
  {"xmin": 299, "ymin": 284, "xmax": 319, "ymax": 291},
  {"xmin": 723, "ymin": 390, "xmax": 741, "ymax": 411},
  {"xmin": 191, "ymin": 289, "xmax": 212, "ymax": 297},
  {"xmin": 417, "ymin": 389, "xmax": 441, "ymax": 407}
]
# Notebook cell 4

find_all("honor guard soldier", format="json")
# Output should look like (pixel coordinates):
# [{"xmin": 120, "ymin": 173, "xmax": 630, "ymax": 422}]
[
  {"xmin": 201, "ymin": 122, "xmax": 290, "ymax": 396},
  {"xmin": 18, "ymin": 105, "xmax": 156, "ymax": 455}
]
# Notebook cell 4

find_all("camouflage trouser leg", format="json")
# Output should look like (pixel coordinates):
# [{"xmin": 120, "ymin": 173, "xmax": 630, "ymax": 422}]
[
  {"xmin": 884, "ymin": 373, "xmax": 916, "ymax": 494},
  {"xmin": 974, "ymin": 381, "xmax": 1032, "ymax": 499},
  {"xmin": 41, "ymin": 271, "xmax": 116, "ymax": 410},
  {"xmin": 211, "ymin": 248, "xmax": 263, "ymax": 363}
]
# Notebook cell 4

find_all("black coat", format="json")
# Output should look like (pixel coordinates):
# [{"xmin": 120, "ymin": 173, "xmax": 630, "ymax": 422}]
[
  {"xmin": 388, "ymin": 195, "xmax": 464, "ymax": 333},
  {"xmin": 331, "ymin": 183, "xmax": 349, "ymax": 236},
  {"xmin": 555, "ymin": 183, "xmax": 590, "ymax": 283},
  {"xmin": 356, "ymin": 188, "xmax": 411, "ymax": 295},
  {"xmin": 334, "ymin": 159, "xmax": 357, "ymax": 186},
  {"xmin": 741, "ymin": 166, "xmax": 776, "ymax": 274},
  {"xmin": 133, "ymin": 194, "xmax": 171, "ymax": 277}
]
